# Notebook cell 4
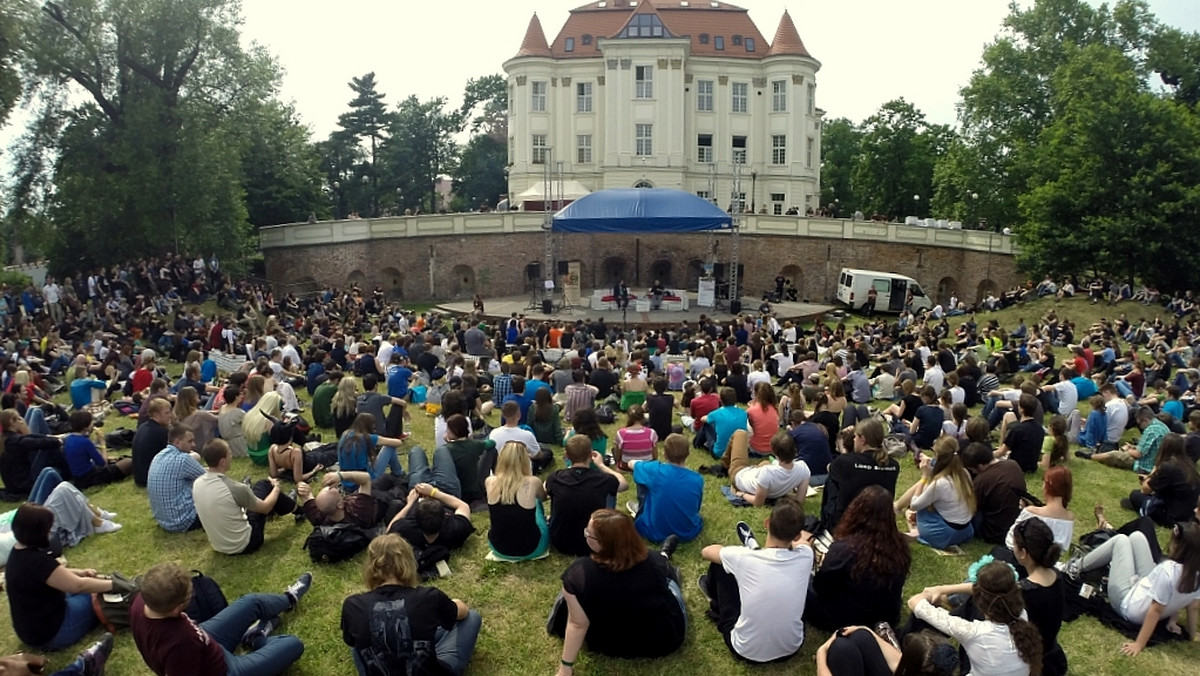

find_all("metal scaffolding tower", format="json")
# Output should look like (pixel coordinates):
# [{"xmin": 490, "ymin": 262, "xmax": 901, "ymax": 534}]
[{"xmin": 729, "ymin": 160, "xmax": 743, "ymax": 311}]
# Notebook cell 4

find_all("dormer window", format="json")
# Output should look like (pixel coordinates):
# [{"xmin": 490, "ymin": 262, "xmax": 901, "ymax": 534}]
[
  {"xmin": 565, "ymin": 37, "xmax": 575, "ymax": 52},
  {"xmin": 619, "ymin": 13, "xmax": 671, "ymax": 38},
  {"xmin": 732, "ymin": 35, "xmax": 742, "ymax": 46},
  {"xmin": 699, "ymin": 33, "xmax": 709, "ymax": 44},
  {"xmin": 745, "ymin": 37, "xmax": 755, "ymax": 52},
  {"xmin": 714, "ymin": 36, "xmax": 724, "ymax": 50},
  {"xmin": 582, "ymin": 34, "xmax": 593, "ymax": 45}
]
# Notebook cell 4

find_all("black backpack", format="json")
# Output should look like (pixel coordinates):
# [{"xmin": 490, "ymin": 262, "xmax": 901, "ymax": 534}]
[
  {"xmin": 304, "ymin": 523, "xmax": 375, "ymax": 563},
  {"xmin": 185, "ymin": 570, "xmax": 229, "ymax": 623},
  {"xmin": 357, "ymin": 597, "xmax": 434, "ymax": 676}
]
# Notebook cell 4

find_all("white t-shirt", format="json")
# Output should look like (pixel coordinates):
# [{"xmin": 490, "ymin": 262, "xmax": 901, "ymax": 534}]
[
  {"xmin": 746, "ymin": 369, "xmax": 771, "ymax": 391},
  {"xmin": 1105, "ymin": 397, "xmax": 1129, "ymax": 443},
  {"xmin": 489, "ymin": 426, "xmax": 541, "ymax": 459},
  {"xmin": 1005, "ymin": 509, "xmax": 1074, "ymax": 555},
  {"xmin": 720, "ymin": 545, "xmax": 813, "ymax": 662},
  {"xmin": 924, "ymin": 366, "xmax": 945, "ymax": 394},
  {"xmin": 735, "ymin": 460, "xmax": 810, "ymax": 500},
  {"xmin": 42, "ymin": 284, "xmax": 60, "ymax": 304},
  {"xmin": 913, "ymin": 599, "xmax": 1030, "ymax": 676},
  {"xmin": 949, "ymin": 385, "xmax": 966, "ymax": 406},
  {"xmin": 1053, "ymin": 381, "xmax": 1078, "ymax": 417},
  {"xmin": 1121, "ymin": 560, "xmax": 1200, "ymax": 625},
  {"xmin": 192, "ymin": 473, "xmax": 255, "ymax": 554}
]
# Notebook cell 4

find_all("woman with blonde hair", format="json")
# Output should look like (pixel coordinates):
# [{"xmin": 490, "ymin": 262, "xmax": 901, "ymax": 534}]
[
  {"xmin": 341, "ymin": 534, "xmax": 481, "ymax": 675},
  {"xmin": 330, "ymin": 376, "xmax": 360, "ymax": 437},
  {"xmin": 485, "ymin": 441, "xmax": 549, "ymax": 561},
  {"xmin": 174, "ymin": 386, "xmax": 218, "ymax": 450},
  {"xmin": 242, "ymin": 391, "xmax": 283, "ymax": 465},
  {"xmin": 242, "ymin": 373, "xmax": 267, "ymax": 411},
  {"xmin": 895, "ymin": 436, "xmax": 977, "ymax": 550}
]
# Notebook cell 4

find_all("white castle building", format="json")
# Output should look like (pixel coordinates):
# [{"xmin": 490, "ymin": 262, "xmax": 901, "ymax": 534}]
[{"xmin": 503, "ymin": 0, "xmax": 823, "ymax": 215}]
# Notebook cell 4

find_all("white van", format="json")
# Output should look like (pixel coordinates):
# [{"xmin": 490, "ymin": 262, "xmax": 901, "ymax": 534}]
[{"xmin": 835, "ymin": 268, "xmax": 933, "ymax": 314}]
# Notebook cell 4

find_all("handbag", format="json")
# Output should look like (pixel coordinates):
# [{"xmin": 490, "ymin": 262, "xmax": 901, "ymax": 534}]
[{"xmin": 91, "ymin": 571, "xmax": 141, "ymax": 633}]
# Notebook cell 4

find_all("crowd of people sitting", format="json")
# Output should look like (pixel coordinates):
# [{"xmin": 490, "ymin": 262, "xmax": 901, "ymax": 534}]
[{"xmin": 2, "ymin": 256, "xmax": 1200, "ymax": 675}]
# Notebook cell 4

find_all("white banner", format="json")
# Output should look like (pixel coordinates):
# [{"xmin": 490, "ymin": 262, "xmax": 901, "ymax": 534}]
[{"xmin": 210, "ymin": 349, "xmax": 250, "ymax": 375}]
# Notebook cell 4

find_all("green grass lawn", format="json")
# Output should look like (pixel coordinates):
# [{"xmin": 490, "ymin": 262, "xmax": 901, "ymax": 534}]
[{"xmin": 2, "ymin": 296, "xmax": 1197, "ymax": 674}]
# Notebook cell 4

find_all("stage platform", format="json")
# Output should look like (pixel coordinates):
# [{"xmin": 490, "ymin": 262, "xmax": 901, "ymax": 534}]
[{"xmin": 435, "ymin": 291, "xmax": 836, "ymax": 328}]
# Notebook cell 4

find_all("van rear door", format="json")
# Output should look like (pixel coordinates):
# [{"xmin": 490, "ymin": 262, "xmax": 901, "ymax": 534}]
[
  {"xmin": 888, "ymin": 278, "xmax": 907, "ymax": 312},
  {"xmin": 836, "ymin": 271, "xmax": 854, "ymax": 306}
]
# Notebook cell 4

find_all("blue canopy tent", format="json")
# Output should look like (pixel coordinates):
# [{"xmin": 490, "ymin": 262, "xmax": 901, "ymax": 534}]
[
  {"xmin": 548, "ymin": 188, "xmax": 740, "ymax": 313},
  {"xmin": 551, "ymin": 188, "xmax": 733, "ymax": 233}
]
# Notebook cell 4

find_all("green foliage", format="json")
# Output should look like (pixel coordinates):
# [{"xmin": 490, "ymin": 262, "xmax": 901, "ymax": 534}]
[
  {"xmin": 380, "ymin": 95, "xmax": 459, "ymax": 214},
  {"xmin": 0, "ymin": 3, "xmax": 19, "ymax": 129},
  {"xmin": 0, "ymin": 269, "xmax": 32, "ymax": 289},
  {"xmin": 8, "ymin": 0, "xmax": 279, "ymax": 274},
  {"xmin": 458, "ymin": 74, "xmax": 508, "ymax": 140},
  {"xmin": 236, "ymin": 101, "xmax": 328, "ymax": 226},
  {"xmin": 851, "ymin": 99, "xmax": 951, "ymax": 219},
  {"xmin": 817, "ymin": 118, "xmax": 859, "ymax": 211},
  {"xmin": 452, "ymin": 134, "xmax": 507, "ymax": 211},
  {"xmin": 335, "ymin": 72, "xmax": 393, "ymax": 217},
  {"xmin": 1019, "ymin": 44, "xmax": 1200, "ymax": 287}
]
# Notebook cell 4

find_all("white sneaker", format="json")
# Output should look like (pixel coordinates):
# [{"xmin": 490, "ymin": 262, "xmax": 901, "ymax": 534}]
[
  {"xmin": 95, "ymin": 520, "xmax": 122, "ymax": 534},
  {"xmin": 99, "ymin": 509, "xmax": 118, "ymax": 520},
  {"xmin": 626, "ymin": 501, "xmax": 640, "ymax": 517}
]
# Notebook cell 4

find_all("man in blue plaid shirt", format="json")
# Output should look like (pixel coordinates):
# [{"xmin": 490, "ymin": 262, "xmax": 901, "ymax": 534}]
[{"xmin": 147, "ymin": 423, "xmax": 205, "ymax": 532}]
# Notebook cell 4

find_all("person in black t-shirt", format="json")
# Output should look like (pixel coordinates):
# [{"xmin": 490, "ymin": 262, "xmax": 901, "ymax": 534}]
[
  {"xmin": 342, "ymin": 534, "xmax": 481, "ymax": 676},
  {"xmin": 997, "ymin": 394, "xmax": 1045, "ymax": 473},
  {"xmin": 387, "ymin": 483, "xmax": 476, "ymax": 579},
  {"xmin": 588, "ymin": 358, "xmax": 619, "ymax": 400},
  {"xmin": 546, "ymin": 436, "xmax": 627, "ymax": 556},
  {"xmin": 552, "ymin": 509, "xmax": 685, "ymax": 669},
  {"xmin": 644, "ymin": 377, "xmax": 676, "ymax": 442},
  {"xmin": 820, "ymin": 419, "xmax": 901, "ymax": 531}
]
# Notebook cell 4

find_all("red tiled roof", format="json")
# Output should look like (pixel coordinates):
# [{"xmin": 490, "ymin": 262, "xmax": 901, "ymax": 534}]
[
  {"xmin": 766, "ymin": 10, "xmax": 810, "ymax": 57},
  {"xmin": 542, "ymin": 1, "xmax": 772, "ymax": 60},
  {"xmin": 516, "ymin": 13, "xmax": 553, "ymax": 58}
]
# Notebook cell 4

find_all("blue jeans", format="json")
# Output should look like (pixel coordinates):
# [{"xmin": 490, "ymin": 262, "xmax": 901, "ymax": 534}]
[
  {"xmin": 809, "ymin": 473, "xmax": 828, "ymax": 488},
  {"xmin": 30, "ymin": 467, "xmax": 64, "ymax": 505},
  {"xmin": 200, "ymin": 594, "xmax": 304, "ymax": 676},
  {"xmin": 373, "ymin": 445, "xmax": 405, "ymax": 481},
  {"xmin": 351, "ymin": 609, "xmax": 482, "ymax": 676},
  {"xmin": 42, "ymin": 593, "xmax": 98, "ymax": 651},
  {"xmin": 407, "ymin": 446, "xmax": 461, "ymax": 497},
  {"xmin": 25, "ymin": 406, "xmax": 51, "ymax": 435}
]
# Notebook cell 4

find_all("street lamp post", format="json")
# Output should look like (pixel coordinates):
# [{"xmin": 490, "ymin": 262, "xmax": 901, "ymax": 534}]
[
  {"xmin": 503, "ymin": 165, "xmax": 511, "ymax": 211},
  {"xmin": 970, "ymin": 192, "xmax": 979, "ymax": 229},
  {"xmin": 913, "ymin": 194, "xmax": 920, "ymax": 219},
  {"xmin": 750, "ymin": 170, "xmax": 757, "ymax": 213},
  {"xmin": 333, "ymin": 181, "xmax": 341, "ymax": 220}
]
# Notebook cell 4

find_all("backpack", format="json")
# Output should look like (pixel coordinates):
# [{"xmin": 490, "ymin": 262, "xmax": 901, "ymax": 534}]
[
  {"xmin": 91, "ymin": 572, "xmax": 141, "ymax": 633},
  {"xmin": 105, "ymin": 428, "xmax": 137, "ymax": 449},
  {"xmin": 356, "ymin": 597, "xmax": 434, "ymax": 676},
  {"xmin": 185, "ymin": 570, "xmax": 228, "ymax": 623},
  {"xmin": 595, "ymin": 403, "xmax": 616, "ymax": 424},
  {"xmin": 304, "ymin": 523, "xmax": 375, "ymax": 563}
]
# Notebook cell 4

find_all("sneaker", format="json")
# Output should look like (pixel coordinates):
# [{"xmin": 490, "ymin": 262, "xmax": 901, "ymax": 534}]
[
  {"xmin": 95, "ymin": 520, "xmax": 122, "ymax": 534},
  {"xmin": 80, "ymin": 632, "xmax": 113, "ymax": 676},
  {"xmin": 660, "ymin": 534, "xmax": 679, "ymax": 560},
  {"xmin": 241, "ymin": 616, "xmax": 279, "ymax": 649},
  {"xmin": 1074, "ymin": 450, "xmax": 1094, "ymax": 460},
  {"xmin": 736, "ymin": 521, "xmax": 760, "ymax": 550},
  {"xmin": 284, "ymin": 572, "xmax": 313, "ymax": 609},
  {"xmin": 696, "ymin": 574, "xmax": 713, "ymax": 604},
  {"xmin": 98, "ymin": 509, "xmax": 118, "ymax": 520},
  {"xmin": 626, "ymin": 500, "xmax": 640, "ymax": 517}
]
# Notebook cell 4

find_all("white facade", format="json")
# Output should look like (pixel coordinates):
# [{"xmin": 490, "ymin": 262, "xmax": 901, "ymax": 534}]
[{"xmin": 504, "ymin": 8, "xmax": 823, "ymax": 215}]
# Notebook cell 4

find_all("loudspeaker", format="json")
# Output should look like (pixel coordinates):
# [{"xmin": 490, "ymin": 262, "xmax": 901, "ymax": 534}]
[
  {"xmin": 730, "ymin": 300, "xmax": 743, "ymax": 314},
  {"xmin": 557, "ymin": 261, "xmax": 569, "ymax": 275},
  {"xmin": 542, "ymin": 299, "xmax": 554, "ymax": 314}
]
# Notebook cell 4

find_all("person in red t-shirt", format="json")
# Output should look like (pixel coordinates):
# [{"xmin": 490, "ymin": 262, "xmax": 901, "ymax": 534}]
[
  {"xmin": 130, "ymin": 562, "xmax": 311, "ymax": 676},
  {"xmin": 688, "ymin": 377, "xmax": 721, "ymax": 452}
]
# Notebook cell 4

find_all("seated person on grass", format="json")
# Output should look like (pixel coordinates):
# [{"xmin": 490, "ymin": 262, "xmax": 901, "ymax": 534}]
[
  {"xmin": 1078, "ymin": 405, "xmax": 1167, "ymax": 473},
  {"xmin": 147, "ymin": 423, "xmax": 205, "ymax": 533},
  {"xmin": 995, "ymin": 394, "xmax": 1045, "ymax": 473},
  {"xmin": 192, "ymin": 439, "xmax": 299, "ymax": 555},
  {"xmin": 131, "ymin": 397, "xmax": 172, "ymax": 487},
  {"xmin": 701, "ymin": 387, "xmax": 748, "ymax": 473},
  {"xmin": 131, "ymin": 561, "xmax": 310, "ymax": 676},
  {"xmin": 630, "ymin": 433, "xmax": 704, "ymax": 544},
  {"xmin": 440, "ymin": 414, "xmax": 497, "ymax": 504},
  {"xmin": 963, "ymin": 442, "xmax": 1027, "ymax": 546},
  {"xmin": 699, "ymin": 500, "xmax": 814, "ymax": 664},
  {"xmin": 546, "ymin": 435, "xmax": 628, "ymax": 556},
  {"xmin": 387, "ymin": 482, "xmax": 476, "ymax": 579},
  {"xmin": 727, "ymin": 429, "xmax": 810, "ymax": 508},
  {"xmin": 490, "ymin": 401, "xmax": 550, "ymax": 473},
  {"xmin": 63, "ymin": 410, "xmax": 132, "ymax": 489},
  {"xmin": 297, "ymin": 470, "xmax": 390, "ymax": 528}
]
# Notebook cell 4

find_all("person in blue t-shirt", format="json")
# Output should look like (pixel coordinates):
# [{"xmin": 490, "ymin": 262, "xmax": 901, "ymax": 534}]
[
  {"xmin": 631, "ymin": 434, "xmax": 704, "ymax": 542},
  {"xmin": 336, "ymin": 413, "xmax": 407, "ymax": 491},
  {"xmin": 68, "ymin": 366, "xmax": 109, "ymax": 411},
  {"xmin": 787, "ymin": 409, "xmax": 832, "ymax": 486},
  {"xmin": 63, "ymin": 410, "xmax": 132, "ymax": 488},
  {"xmin": 386, "ymin": 353, "xmax": 414, "ymax": 400},
  {"xmin": 501, "ymin": 376, "xmax": 531, "ymax": 425},
  {"xmin": 701, "ymin": 388, "xmax": 748, "ymax": 464}
]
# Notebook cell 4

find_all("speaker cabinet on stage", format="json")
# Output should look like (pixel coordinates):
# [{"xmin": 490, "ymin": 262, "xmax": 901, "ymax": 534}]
[
  {"xmin": 730, "ymin": 299, "xmax": 743, "ymax": 314},
  {"xmin": 542, "ymin": 299, "xmax": 554, "ymax": 314}
]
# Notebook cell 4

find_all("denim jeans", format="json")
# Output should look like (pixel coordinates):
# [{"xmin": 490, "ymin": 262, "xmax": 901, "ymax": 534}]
[
  {"xmin": 200, "ymin": 594, "xmax": 304, "ymax": 676},
  {"xmin": 25, "ymin": 406, "xmax": 51, "ymax": 435},
  {"xmin": 407, "ymin": 446, "xmax": 461, "ymax": 497},
  {"xmin": 1115, "ymin": 380, "xmax": 1133, "ymax": 398},
  {"xmin": 41, "ymin": 593, "xmax": 98, "ymax": 651},
  {"xmin": 30, "ymin": 466, "xmax": 64, "ymax": 505},
  {"xmin": 351, "ymin": 609, "xmax": 482, "ymax": 676},
  {"xmin": 373, "ymin": 445, "xmax": 406, "ymax": 481}
]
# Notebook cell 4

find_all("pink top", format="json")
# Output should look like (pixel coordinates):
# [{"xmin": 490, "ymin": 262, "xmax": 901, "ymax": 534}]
[
  {"xmin": 615, "ymin": 426, "xmax": 658, "ymax": 460},
  {"xmin": 746, "ymin": 404, "xmax": 780, "ymax": 452}
]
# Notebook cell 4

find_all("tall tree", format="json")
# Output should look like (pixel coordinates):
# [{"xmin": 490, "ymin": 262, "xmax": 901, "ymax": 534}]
[
  {"xmin": 1019, "ymin": 44, "xmax": 1200, "ymax": 290},
  {"xmin": 336, "ymin": 72, "xmax": 391, "ymax": 216},
  {"xmin": 380, "ymin": 95, "xmax": 458, "ymax": 214},
  {"xmin": 458, "ymin": 74, "xmax": 507, "ymax": 139},
  {"xmin": 0, "ymin": 3, "xmax": 19, "ymax": 129},
  {"xmin": 9, "ymin": 0, "xmax": 278, "ymax": 272},
  {"xmin": 451, "ymin": 134, "xmax": 506, "ymax": 211},
  {"xmin": 817, "ymin": 117, "xmax": 859, "ymax": 213},
  {"xmin": 235, "ymin": 100, "xmax": 327, "ymax": 226},
  {"xmin": 851, "ymin": 99, "xmax": 950, "ymax": 220}
]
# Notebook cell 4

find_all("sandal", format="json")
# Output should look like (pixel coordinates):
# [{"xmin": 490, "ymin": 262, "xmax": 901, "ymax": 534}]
[{"xmin": 1094, "ymin": 503, "xmax": 1113, "ymax": 530}]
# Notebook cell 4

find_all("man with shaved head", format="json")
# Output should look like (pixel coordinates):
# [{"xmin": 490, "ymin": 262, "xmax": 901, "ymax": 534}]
[{"xmin": 296, "ymin": 470, "xmax": 391, "ymax": 528}]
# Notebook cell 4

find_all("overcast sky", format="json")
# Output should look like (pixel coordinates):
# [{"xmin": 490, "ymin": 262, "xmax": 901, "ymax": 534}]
[{"xmin": 242, "ymin": 0, "xmax": 1200, "ymax": 139}]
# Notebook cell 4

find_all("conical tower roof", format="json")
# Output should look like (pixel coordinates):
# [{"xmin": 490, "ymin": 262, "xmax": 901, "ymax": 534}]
[
  {"xmin": 516, "ymin": 14, "xmax": 553, "ymax": 58},
  {"xmin": 767, "ymin": 10, "xmax": 811, "ymax": 57}
]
